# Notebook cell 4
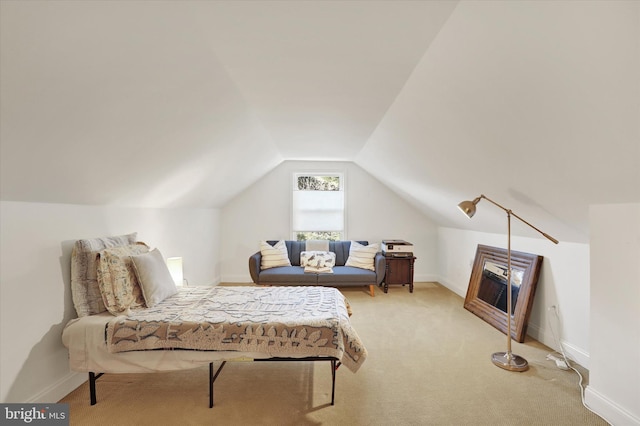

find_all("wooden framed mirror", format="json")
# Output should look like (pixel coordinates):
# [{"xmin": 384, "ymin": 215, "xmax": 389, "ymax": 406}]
[{"xmin": 464, "ymin": 244, "xmax": 543, "ymax": 343}]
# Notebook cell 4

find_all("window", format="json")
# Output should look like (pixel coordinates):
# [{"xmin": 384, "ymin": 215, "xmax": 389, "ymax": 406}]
[{"xmin": 292, "ymin": 173, "xmax": 344, "ymax": 241}]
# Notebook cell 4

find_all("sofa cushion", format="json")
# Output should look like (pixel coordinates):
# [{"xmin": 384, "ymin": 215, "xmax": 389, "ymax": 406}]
[
  {"xmin": 317, "ymin": 266, "xmax": 377, "ymax": 284},
  {"xmin": 258, "ymin": 266, "xmax": 318, "ymax": 284}
]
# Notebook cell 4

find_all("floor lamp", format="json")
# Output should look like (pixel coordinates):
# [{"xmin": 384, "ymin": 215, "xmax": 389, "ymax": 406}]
[{"xmin": 458, "ymin": 194, "xmax": 559, "ymax": 372}]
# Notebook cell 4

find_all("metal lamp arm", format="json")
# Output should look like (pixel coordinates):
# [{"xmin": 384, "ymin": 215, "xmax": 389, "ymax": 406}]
[{"xmin": 478, "ymin": 195, "xmax": 559, "ymax": 245}]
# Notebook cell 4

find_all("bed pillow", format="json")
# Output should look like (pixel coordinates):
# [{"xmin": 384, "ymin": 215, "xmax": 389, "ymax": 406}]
[
  {"xmin": 260, "ymin": 240, "xmax": 292, "ymax": 270},
  {"xmin": 300, "ymin": 251, "xmax": 336, "ymax": 269},
  {"xmin": 345, "ymin": 241, "xmax": 379, "ymax": 271},
  {"xmin": 130, "ymin": 248, "xmax": 178, "ymax": 307},
  {"xmin": 71, "ymin": 232, "xmax": 138, "ymax": 317},
  {"xmin": 97, "ymin": 243, "xmax": 150, "ymax": 315}
]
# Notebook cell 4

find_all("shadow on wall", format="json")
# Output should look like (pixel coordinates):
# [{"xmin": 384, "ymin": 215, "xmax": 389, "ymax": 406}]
[{"xmin": 4, "ymin": 240, "xmax": 79, "ymax": 403}]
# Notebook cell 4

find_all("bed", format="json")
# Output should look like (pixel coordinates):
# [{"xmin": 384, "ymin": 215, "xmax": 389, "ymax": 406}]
[{"xmin": 61, "ymin": 233, "xmax": 367, "ymax": 407}]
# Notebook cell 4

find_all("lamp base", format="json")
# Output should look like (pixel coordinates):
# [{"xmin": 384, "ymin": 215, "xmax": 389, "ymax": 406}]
[{"xmin": 491, "ymin": 351, "xmax": 529, "ymax": 372}]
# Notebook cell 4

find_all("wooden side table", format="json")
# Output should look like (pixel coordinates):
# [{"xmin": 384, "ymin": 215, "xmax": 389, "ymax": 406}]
[{"xmin": 382, "ymin": 255, "xmax": 416, "ymax": 293}]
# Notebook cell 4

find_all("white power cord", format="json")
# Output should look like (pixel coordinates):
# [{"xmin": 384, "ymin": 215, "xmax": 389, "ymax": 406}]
[{"xmin": 546, "ymin": 305, "xmax": 613, "ymax": 425}]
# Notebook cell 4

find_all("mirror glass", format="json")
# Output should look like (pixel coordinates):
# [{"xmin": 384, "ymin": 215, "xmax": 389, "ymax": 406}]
[{"xmin": 477, "ymin": 261, "xmax": 524, "ymax": 315}]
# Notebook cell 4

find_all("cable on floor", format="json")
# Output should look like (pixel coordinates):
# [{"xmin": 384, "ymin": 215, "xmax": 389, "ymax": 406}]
[{"xmin": 546, "ymin": 305, "xmax": 613, "ymax": 425}]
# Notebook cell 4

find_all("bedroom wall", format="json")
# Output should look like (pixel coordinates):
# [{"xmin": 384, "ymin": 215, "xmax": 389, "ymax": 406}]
[
  {"xmin": 437, "ymin": 227, "xmax": 591, "ymax": 368},
  {"xmin": 219, "ymin": 160, "xmax": 439, "ymax": 283},
  {"xmin": 586, "ymin": 203, "xmax": 640, "ymax": 426},
  {"xmin": 0, "ymin": 201, "xmax": 220, "ymax": 403}
]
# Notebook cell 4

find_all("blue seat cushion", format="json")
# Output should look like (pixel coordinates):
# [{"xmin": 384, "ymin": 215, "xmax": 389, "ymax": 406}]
[
  {"xmin": 316, "ymin": 266, "xmax": 376, "ymax": 284},
  {"xmin": 258, "ymin": 266, "xmax": 317, "ymax": 284}
]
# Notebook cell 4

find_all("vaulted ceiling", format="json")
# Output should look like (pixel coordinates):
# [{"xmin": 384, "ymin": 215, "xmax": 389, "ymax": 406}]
[{"xmin": 1, "ymin": 1, "xmax": 638, "ymax": 243}]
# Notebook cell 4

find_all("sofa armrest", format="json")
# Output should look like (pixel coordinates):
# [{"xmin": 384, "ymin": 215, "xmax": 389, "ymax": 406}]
[
  {"xmin": 374, "ymin": 252, "xmax": 385, "ymax": 285},
  {"xmin": 249, "ymin": 252, "xmax": 261, "ymax": 284}
]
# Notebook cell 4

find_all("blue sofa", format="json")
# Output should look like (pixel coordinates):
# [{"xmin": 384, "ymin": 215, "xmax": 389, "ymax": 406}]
[{"xmin": 249, "ymin": 240, "xmax": 385, "ymax": 296}]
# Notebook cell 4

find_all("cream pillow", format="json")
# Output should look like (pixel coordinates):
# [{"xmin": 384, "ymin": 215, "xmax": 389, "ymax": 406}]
[
  {"xmin": 97, "ymin": 243, "xmax": 150, "ymax": 315},
  {"xmin": 345, "ymin": 241, "xmax": 379, "ymax": 271},
  {"xmin": 260, "ymin": 240, "xmax": 292, "ymax": 270},
  {"xmin": 130, "ymin": 248, "xmax": 178, "ymax": 308}
]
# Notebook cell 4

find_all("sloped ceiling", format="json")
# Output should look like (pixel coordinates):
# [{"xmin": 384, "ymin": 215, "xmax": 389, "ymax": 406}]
[{"xmin": 1, "ymin": 1, "xmax": 638, "ymax": 243}]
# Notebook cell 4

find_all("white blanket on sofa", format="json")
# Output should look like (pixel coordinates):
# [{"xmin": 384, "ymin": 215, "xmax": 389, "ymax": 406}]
[{"xmin": 306, "ymin": 240, "xmax": 329, "ymax": 251}]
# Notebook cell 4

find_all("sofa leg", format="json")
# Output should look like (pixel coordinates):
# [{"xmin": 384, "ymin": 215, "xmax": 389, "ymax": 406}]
[{"xmin": 369, "ymin": 285, "xmax": 375, "ymax": 297}]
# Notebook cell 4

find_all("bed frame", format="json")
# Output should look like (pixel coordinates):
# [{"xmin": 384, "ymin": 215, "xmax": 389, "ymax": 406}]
[
  {"xmin": 88, "ymin": 357, "xmax": 341, "ymax": 408},
  {"xmin": 69, "ymin": 235, "xmax": 365, "ymax": 409}
]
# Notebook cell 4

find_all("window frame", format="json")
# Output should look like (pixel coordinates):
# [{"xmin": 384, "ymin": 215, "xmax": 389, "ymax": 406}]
[{"xmin": 291, "ymin": 171, "xmax": 346, "ymax": 241}]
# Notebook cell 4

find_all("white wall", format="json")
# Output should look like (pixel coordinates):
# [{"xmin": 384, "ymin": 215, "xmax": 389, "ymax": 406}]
[
  {"xmin": 586, "ymin": 203, "xmax": 640, "ymax": 426},
  {"xmin": 0, "ymin": 201, "xmax": 220, "ymax": 403},
  {"xmin": 219, "ymin": 160, "xmax": 439, "ymax": 283},
  {"xmin": 437, "ymin": 227, "xmax": 590, "ymax": 367},
  {"xmin": 357, "ymin": 0, "xmax": 639, "ymax": 245}
]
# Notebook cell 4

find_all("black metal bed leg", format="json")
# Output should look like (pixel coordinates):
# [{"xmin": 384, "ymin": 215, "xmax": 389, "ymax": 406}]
[
  {"xmin": 88, "ymin": 372, "xmax": 103, "ymax": 406},
  {"xmin": 331, "ymin": 359, "xmax": 336, "ymax": 406},
  {"xmin": 209, "ymin": 361, "xmax": 226, "ymax": 408},
  {"xmin": 209, "ymin": 363, "xmax": 213, "ymax": 408}
]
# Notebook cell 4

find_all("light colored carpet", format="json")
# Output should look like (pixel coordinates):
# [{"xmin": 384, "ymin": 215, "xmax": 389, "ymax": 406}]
[{"xmin": 60, "ymin": 283, "xmax": 609, "ymax": 425}]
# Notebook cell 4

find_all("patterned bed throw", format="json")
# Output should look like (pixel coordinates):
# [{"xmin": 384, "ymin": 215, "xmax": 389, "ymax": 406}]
[{"xmin": 105, "ymin": 286, "xmax": 367, "ymax": 372}]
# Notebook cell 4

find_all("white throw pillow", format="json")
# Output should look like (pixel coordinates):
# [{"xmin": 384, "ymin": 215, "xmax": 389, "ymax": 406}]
[
  {"xmin": 260, "ymin": 240, "xmax": 292, "ymax": 270},
  {"xmin": 130, "ymin": 248, "xmax": 178, "ymax": 308},
  {"xmin": 300, "ymin": 251, "xmax": 336, "ymax": 269},
  {"xmin": 345, "ymin": 241, "xmax": 379, "ymax": 271}
]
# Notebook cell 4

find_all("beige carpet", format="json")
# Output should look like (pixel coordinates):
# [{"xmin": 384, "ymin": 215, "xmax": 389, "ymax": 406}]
[{"xmin": 60, "ymin": 283, "xmax": 609, "ymax": 425}]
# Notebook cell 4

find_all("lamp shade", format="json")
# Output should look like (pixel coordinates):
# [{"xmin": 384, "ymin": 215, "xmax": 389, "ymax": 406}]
[
  {"xmin": 458, "ymin": 200, "xmax": 477, "ymax": 218},
  {"xmin": 166, "ymin": 257, "xmax": 183, "ymax": 287}
]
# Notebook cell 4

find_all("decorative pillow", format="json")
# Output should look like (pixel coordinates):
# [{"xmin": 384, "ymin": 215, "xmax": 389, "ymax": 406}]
[
  {"xmin": 345, "ymin": 241, "xmax": 379, "ymax": 271},
  {"xmin": 259, "ymin": 240, "xmax": 292, "ymax": 270},
  {"xmin": 300, "ymin": 251, "xmax": 336, "ymax": 269},
  {"xmin": 71, "ymin": 232, "xmax": 137, "ymax": 317},
  {"xmin": 130, "ymin": 248, "xmax": 178, "ymax": 308},
  {"xmin": 97, "ymin": 243, "xmax": 150, "ymax": 315}
]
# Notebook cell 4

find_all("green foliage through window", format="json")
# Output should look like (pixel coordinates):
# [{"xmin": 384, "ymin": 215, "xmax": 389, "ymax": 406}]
[
  {"xmin": 297, "ymin": 176, "xmax": 340, "ymax": 191},
  {"xmin": 295, "ymin": 231, "xmax": 342, "ymax": 242}
]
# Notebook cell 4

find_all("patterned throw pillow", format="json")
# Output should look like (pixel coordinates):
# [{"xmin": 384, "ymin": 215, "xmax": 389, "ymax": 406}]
[
  {"xmin": 300, "ymin": 251, "xmax": 336, "ymax": 269},
  {"xmin": 71, "ymin": 233, "xmax": 138, "ymax": 317},
  {"xmin": 259, "ymin": 240, "xmax": 292, "ymax": 270},
  {"xmin": 97, "ymin": 243, "xmax": 150, "ymax": 315},
  {"xmin": 345, "ymin": 241, "xmax": 379, "ymax": 271}
]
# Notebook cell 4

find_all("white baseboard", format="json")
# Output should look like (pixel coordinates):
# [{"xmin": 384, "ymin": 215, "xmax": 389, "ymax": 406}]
[
  {"xmin": 434, "ymin": 275, "xmax": 466, "ymax": 298},
  {"xmin": 221, "ymin": 274, "xmax": 444, "ymax": 285},
  {"xmin": 220, "ymin": 274, "xmax": 252, "ymax": 283},
  {"xmin": 585, "ymin": 386, "xmax": 640, "ymax": 426},
  {"xmin": 557, "ymin": 339, "xmax": 590, "ymax": 369},
  {"xmin": 26, "ymin": 372, "xmax": 86, "ymax": 404},
  {"xmin": 414, "ymin": 274, "xmax": 439, "ymax": 284},
  {"xmin": 526, "ymin": 323, "xmax": 590, "ymax": 369}
]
